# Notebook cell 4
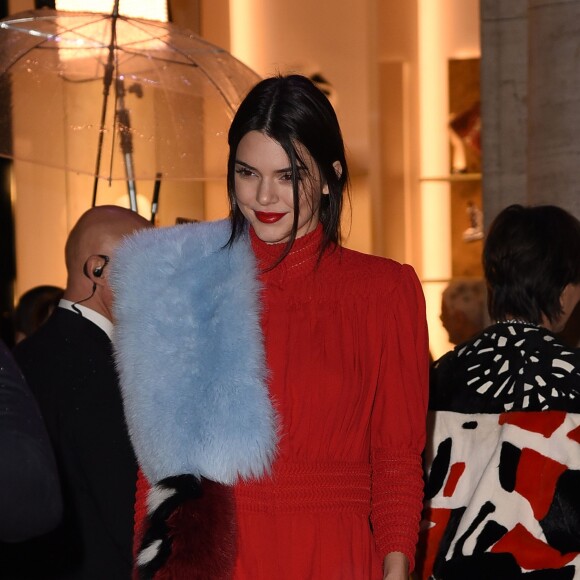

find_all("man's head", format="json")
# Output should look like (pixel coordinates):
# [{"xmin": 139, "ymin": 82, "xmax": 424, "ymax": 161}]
[{"xmin": 63, "ymin": 205, "xmax": 152, "ymax": 320}]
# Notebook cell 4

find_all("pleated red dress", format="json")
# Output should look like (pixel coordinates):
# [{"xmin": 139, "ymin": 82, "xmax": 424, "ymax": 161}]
[{"xmin": 232, "ymin": 225, "xmax": 429, "ymax": 579}]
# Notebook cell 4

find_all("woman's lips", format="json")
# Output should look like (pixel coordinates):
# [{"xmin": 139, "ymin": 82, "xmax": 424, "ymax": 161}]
[{"xmin": 255, "ymin": 211, "xmax": 286, "ymax": 224}]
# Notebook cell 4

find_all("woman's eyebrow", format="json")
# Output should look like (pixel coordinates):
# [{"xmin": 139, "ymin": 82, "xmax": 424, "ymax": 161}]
[
  {"xmin": 235, "ymin": 160, "xmax": 300, "ymax": 175},
  {"xmin": 235, "ymin": 160, "xmax": 257, "ymax": 171}
]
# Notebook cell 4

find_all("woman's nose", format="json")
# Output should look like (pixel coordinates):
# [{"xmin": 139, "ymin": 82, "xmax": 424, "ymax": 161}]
[{"xmin": 257, "ymin": 179, "xmax": 277, "ymax": 205}]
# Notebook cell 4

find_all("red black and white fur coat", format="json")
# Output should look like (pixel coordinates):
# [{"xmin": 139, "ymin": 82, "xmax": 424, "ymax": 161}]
[{"xmin": 416, "ymin": 322, "xmax": 580, "ymax": 580}]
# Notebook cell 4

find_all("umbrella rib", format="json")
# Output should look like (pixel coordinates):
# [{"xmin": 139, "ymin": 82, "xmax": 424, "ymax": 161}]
[
  {"xmin": 4, "ymin": 13, "xmax": 245, "ymax": 116},
  {"xmin": 118, "ymin": 16, "xmax": 237, "ymax": 115}
]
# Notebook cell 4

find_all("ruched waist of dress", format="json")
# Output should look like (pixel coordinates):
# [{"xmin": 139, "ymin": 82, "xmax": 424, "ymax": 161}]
[{"xmin": 234, "ymin": 461, "xmax": 371, "ymax": 514}]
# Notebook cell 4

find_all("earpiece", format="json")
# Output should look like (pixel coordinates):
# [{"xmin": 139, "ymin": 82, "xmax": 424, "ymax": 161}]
[{"xmin": 91, "ymin": 255, "xmax": 110, "ymax": 278}]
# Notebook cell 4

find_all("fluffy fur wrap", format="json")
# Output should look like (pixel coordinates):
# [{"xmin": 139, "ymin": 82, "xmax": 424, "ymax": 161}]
[{"xmin": 110, "ymin": 219, "xmax": 278, "ymax": 486}]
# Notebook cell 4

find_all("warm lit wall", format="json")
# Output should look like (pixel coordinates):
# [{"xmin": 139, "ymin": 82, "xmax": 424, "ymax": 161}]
[
  {"xmin": 8, "ymin": 0, "xmax": 32, "ymax": 13},
  {"xmin": 372, "ymin": 1, "xmax": 420, "ymax": 267},
  {"xmin": 197, "ymin": 0, "xmax": 235, "ymax": 223},
  {"xmin": 417, "ymin": 0, "xmax": 480, "ymax": 359},
  {"xmin": 12, "ymin": 166, "xmax": 69, "ymax": 297}
]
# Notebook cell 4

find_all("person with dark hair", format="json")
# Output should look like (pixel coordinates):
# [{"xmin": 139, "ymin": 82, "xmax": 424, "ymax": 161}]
[
  {"xmin": 112, "ymin": 74, "xmax": 429, "ymax": 580},
  {"xmin": 416, "ymin": 204, "xmax": 580, "ymax": 579},
  {"xmin": 484, "ymin": 204, "xmax": 580, "ymax": 329},
  {"xmin": 0, "ymin": 338, "xmax": 62, "ymax": 543},
  {"xmin": 13, "ymin": 285, "xmax": 64, "ymax": 344}
]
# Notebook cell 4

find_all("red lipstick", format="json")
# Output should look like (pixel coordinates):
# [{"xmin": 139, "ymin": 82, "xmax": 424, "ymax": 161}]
[{"xmin": 255, "ymin": 211, "xmax": 285, "ymax": 224}]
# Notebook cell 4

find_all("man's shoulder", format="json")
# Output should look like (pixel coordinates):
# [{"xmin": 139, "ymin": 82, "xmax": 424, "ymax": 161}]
[
  {"xmin": 16, "ymin": 310, "xmax": 87, "ymax": 353},
  {"xmin": 14, "ymin": 309, "xmax": 113, "ymax": 381}
]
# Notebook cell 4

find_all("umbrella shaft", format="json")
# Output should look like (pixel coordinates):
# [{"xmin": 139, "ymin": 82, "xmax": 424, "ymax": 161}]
[{"xmin": 124, "ymin": 154, "xmax": 138, "ymax": 212}]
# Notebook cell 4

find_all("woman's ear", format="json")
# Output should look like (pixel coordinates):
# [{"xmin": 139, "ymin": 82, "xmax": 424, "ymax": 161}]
[{"xmin": 322, "ymin": 161, "xmax": 343, "ymax": 195}]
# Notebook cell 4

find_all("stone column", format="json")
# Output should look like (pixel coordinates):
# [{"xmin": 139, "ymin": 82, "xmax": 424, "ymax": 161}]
[
  {"xmin": 480, "ymin": 0, "xmax": 528, "ymax": 227},
  {"xmin": 527, "ymin": 0, "xmax": 580, "ymax": 216}
]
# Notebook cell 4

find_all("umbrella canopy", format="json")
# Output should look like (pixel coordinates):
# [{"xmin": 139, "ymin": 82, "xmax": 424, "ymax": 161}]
[{"xmin": 0, "ymin": 8, "xmax": 260, "ymax": 207}]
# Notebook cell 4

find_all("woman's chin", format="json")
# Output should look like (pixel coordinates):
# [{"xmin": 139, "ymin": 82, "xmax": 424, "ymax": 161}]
[{"xmin": 251, "ymin": 223, "xmax": 291, "ymax": 245}]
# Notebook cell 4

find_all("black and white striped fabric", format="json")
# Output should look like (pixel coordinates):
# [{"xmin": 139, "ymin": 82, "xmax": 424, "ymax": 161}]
[{"xmin": 136, "ymin": 475, "xmax": 236, "ymax": 580}]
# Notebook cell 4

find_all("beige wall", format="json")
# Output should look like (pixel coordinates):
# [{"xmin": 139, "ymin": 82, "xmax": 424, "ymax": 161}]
[{"xmin": 372, "ymin": 1, "xmax": 420, "ymax": 266}]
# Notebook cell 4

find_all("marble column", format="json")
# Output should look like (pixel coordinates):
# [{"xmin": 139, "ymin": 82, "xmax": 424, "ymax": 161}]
[
  {"xmin": 481, "ymin": 0, "xmax": 580, "ymax": 222},
  {"xmin": 480, "ymin": 0, "xmax": 528, "ymax": 227},
  {"xmin": 528, "ymin": 0, "xmax": 580, "ymax": 215}
]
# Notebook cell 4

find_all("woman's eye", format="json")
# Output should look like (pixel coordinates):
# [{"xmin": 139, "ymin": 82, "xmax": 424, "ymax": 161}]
[
  {"xmin": 235, "ymin": 167, "xmax": 255, "ymax": 178},
  {"xmin": 280, "ymin": 171, "xmax": 303, "ymax": 182}
]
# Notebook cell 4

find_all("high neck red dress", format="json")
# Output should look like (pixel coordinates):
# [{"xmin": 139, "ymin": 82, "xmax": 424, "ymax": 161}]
[{"xmin": 231, "ymin": 225, "xmax": 429, "ymax": 579}]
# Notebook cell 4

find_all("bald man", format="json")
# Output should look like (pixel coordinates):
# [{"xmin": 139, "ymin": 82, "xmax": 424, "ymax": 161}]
[{"xmin": 11, "ymin": 206, "xmax": 151, "ymax": 580}]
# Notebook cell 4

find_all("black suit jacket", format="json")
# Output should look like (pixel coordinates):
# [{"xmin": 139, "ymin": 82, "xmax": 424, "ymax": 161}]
[{"xmin": 10, "ymin": 307, "xmax": 136, "ymax": 579}]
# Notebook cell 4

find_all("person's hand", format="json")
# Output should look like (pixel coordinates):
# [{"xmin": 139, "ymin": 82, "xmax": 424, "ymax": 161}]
[{"xmin": 383, "ymin": 551, "xmax": 409, "ymax": 580}]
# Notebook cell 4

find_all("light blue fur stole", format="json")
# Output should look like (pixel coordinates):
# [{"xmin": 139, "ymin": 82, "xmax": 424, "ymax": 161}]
[{"xmin": 110, "ymin": 220, "xmax": 277, "ymax": 485}]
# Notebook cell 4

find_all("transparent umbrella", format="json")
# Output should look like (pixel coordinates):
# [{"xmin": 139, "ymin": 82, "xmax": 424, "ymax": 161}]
[{"xmin": 0, "ymin": 6, "xmax": 260, "ymax": 211}]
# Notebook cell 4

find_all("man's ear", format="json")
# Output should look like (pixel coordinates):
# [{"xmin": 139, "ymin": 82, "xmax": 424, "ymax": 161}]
[{"xmin": 322, "ymin": 160, "xmax": 343, "ymax": 195}]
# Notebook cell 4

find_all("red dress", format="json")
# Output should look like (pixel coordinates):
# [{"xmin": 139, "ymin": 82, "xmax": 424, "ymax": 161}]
[{"xmin": 232, "ymin": 225, "xmax": 429, "ymax": 579}]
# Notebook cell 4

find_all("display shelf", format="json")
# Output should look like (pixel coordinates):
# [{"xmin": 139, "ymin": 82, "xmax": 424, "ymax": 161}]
[{"xmin": 419, "ymin": 173, "xmax": 481, "ymax": 183}]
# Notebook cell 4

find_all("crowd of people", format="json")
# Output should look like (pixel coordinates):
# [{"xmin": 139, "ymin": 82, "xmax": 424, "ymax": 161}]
[{"xmin": 1, "ymin": 74, "xmax": 578, "ymax": 580}]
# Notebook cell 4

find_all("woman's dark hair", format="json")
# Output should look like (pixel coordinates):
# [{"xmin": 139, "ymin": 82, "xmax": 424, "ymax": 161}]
[
  {"xmin": 226, "ymin": 74, "xmax": 349, "ymax": 260},
  {"xmin": 14, "ymin": 285, "xmax": 64, "ymax": 339},
  {"xmin": 483, "ymin": 204, "xmax": 580, "ymax": 324}
]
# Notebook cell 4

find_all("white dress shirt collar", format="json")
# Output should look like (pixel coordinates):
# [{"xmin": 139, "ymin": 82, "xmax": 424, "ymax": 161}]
[{"xmin": 58, "ymin": 299, "xmax": 114, "ymax": 340}]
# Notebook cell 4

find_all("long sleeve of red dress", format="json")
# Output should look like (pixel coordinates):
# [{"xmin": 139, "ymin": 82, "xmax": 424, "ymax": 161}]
[
  {"xmin": 370, "ymin": 263, "xmax": 430, "ymax": 566},
  {"xmin": 233, "ymin": 226, "xmax": 429, "ymax": 579}
]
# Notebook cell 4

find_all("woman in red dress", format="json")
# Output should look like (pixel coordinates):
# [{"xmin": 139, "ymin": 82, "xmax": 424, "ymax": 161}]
[{"xmin": 113, "ymin": 74, "xmax": 429, "ymax": 580}]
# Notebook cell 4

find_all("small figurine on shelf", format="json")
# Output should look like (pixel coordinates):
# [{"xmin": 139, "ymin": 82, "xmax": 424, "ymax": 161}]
[{"xmin": 462, "ymin": 200, "xmax": 484, "ymax": 242}]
